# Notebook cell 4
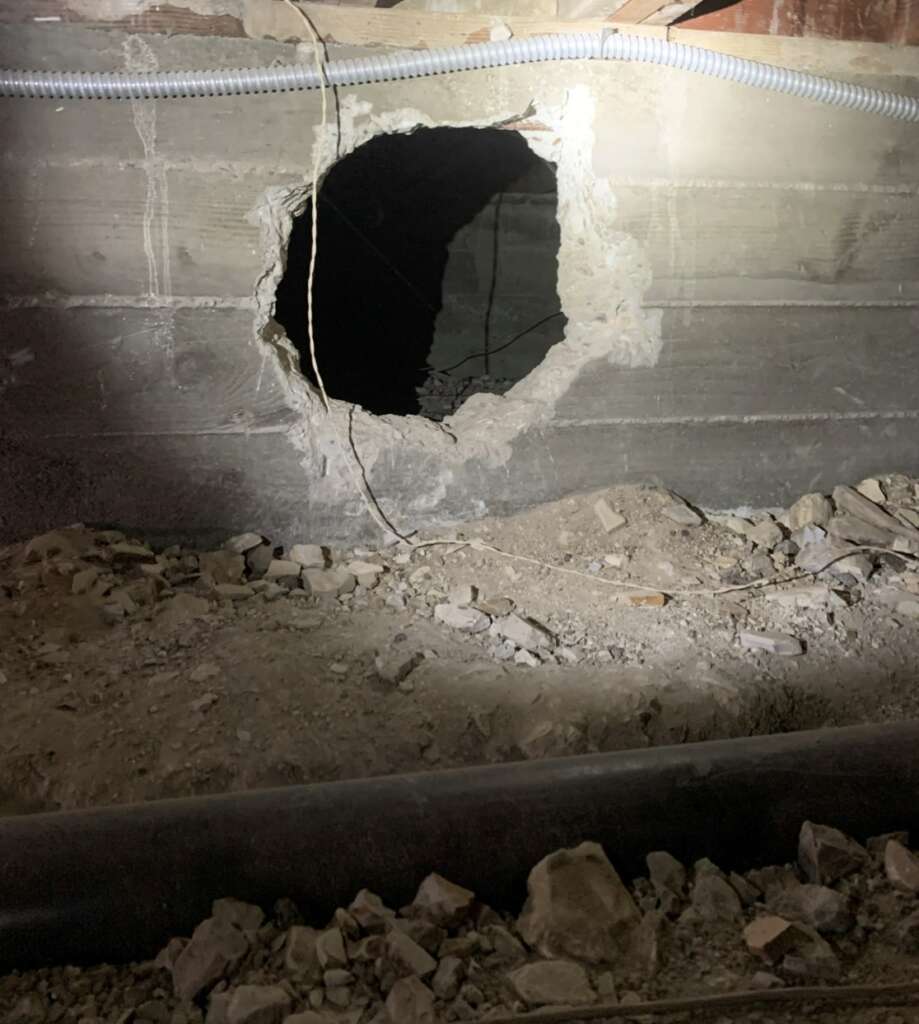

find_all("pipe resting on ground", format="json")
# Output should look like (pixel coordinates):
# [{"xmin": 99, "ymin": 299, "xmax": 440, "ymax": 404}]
[{"xmin": 1, "ymin": 32, "xmax": 918, "ymax": 121}]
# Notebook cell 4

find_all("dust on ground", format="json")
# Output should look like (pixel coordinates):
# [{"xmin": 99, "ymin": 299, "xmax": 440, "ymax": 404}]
[{"xmin": 1, "ymin": 474, "xmax": 918, "ymax": 815}]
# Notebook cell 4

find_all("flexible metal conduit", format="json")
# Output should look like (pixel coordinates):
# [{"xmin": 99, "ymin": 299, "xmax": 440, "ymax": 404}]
[
  {"xmin": 3, "ymin": 722, "xmax": 919, "ymax": 969},
  {"xmin": 1, "ymin": 32, "xmax": 918, "ymax": 120}
]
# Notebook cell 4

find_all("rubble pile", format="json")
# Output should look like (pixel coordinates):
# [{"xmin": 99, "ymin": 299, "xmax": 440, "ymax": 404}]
[
  {"xmin": 415, "ymin": 373, "xmax": 516, "ymax": 421},
  {"xmin": 4, "ymin": 822, "xmax": 919, "ymax": 1023}
]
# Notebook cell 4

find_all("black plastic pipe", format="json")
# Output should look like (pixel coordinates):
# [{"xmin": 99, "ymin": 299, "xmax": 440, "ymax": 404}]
[{"xmin": 3, "ymin": 721, "xmax": 919, "ymax": 970}]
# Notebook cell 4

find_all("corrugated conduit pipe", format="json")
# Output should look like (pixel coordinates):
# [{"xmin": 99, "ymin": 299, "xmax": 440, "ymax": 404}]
[{"xmin": 2, "ymin": 32, "xmax": 919, "ymax": 121}]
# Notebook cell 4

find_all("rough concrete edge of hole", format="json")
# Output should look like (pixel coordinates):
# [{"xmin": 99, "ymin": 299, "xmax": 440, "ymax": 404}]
[{"xmin": 249, "ymin": 67, "xmax": 660, "ymax": 540}]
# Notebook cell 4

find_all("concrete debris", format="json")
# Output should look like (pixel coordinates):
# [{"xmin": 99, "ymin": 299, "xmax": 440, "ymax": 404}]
[
  {"xmin": 289, "ymin": 544, "xmax": 329, "ymax": 569},
  {"xmin": 349, "ymin": 890, "xmax": 395, "ymax": 932},
  {"xmin": 199, "ymin": 551, "xmax": 245, "ymax": 585},
  {"xmin": 646, "ymin": 851, "xmax": 686, "ymax": 897},
  {"xmin": 384, "ymin": 976, "xmax": 436, "ymax": 1024},
  {"xmin": 265, "ymin": 559, "xmax": 302, "ymax": 581},
  {"xmin": 661, "ymin": 502, "xmax": 704, "ymax": 527},
  {"xmin": 746, "ymin": 519, "xmax": 784, "ymax": 550},
  {"xmin": 514, "ymin": 649, "xmax": 540, "ymax": 667},
  {"xmin": 434, "ymin": 604, "xmax": 490, "ymax": 633},
  {"xmin": 492, "ymin": 612, "xmax": 554, "ymax": 651},
  {"xmin": 375, "ymin": 651, "xmax": 423, "ymax": 686},
  {"xmin": 728, "ymin": 872, "xmax": 761, "ymax": 908},
  {"xmin": 743, "ymin": 915, "xmax": 804, "ymax": 962},
  {"xmin": 215, "ymin": 583, "xmax": 255, "ymax": 601},
  {"xmin": 830, "ymin": 554, "xmax": 874, "ymax": 582},
  {"xmin": 315, "ymin": 928, "xmax": 348, "ymax": 969},
  {"xmin": 763, "ymin": 586, "xmax": 840, "ymax": 610},
  {"xmin": 794, "ymin": 540, "xmax": 856, "ymax": 575},
  {"xmin": 223, "ymin": 533, "xmax": 264, "ymax": 555},
  {"xmin": 593, "ymin": 498, "xmax": 626, "ymax": 534},
  {"xmin": 447, "ymin": 584, "xmax": 477, "ymax": 607},
  {"xmin": 771, "ymin": 884, "xmax": 852, "ymax": 934},
  {"xmin": 223, "ymin": 985, "xmax": 291, "ymax": 1024},
  {"xmin": 284, "ymin": 926, "xmax": 319, "ymax": 975},
  {"xmin": 798, "ymin": 821, "xmax": 867, "ymax": 885},
  {"xmin": 517, "ymin": 841, "xmax": 640, "ymax": 963},
  {"xmin": 739, "ymin": 630, "xmax": 803, "ymax": 657},
  {"xmin": 304, "ymin": 568, "xmax": 356, "ymax": 598},
  {"xmin": 749, "ymin": 971, "xmax": 785, "ymax": 990},
  {"xmin": 834, "ymin": 485, "xmax": 918, "ymax": 541},
  {"xmin": 828, "ymin": 515, "xmax": 895, "ymax": 547},
  {"xmin": 411, "ymin": 873, "xmax": 475, "ymax": 928},
  {"xmin": 691, "ymin": 873, "xmax": 743, "ymax": 922},
  {"xmin": 170, "ymin": 917, "xmax": 249, "ymax": 1000},
  {"xmin": 856, "ymin": 478, "xmax": 886, "ymax": 503},
  {"xmin": 385, "ymin": 928, "xmax": 437, "ymax": 978},
  {"xmin": 431, "ymin": 956, "xmax": 464, "ymax": 1000},
  {"xmin": 884, "ymin": 839, "xmax": 919, "ymax": 892},
  {"xmin": 788, "ymin": 494, "xmax": 833, "ymax": 531},
  {"xmin": 509, "ymin": 960, "xmax": 595, "ymax": 1006}
]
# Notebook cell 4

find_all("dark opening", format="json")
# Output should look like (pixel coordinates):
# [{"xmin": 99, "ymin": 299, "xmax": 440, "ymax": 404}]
[{"xmin": 274, "ymin": 127, "xmax": 566, "ymax": 419}]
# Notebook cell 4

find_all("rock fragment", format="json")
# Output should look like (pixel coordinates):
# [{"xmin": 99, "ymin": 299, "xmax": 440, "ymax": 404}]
[
  {"xmin": 493, "ymin": 613, "xmax": 555, "ymax": 652},
  {"xmin": 170, "ymin": 917, "xmax": 249, "ymax": 1001},
  {"xmin": 316, "ymin": 927, "xmax": 348, "ymax": 968},
  {"xmin": 411, "ymin": 873, "xmax": 475, "ymax": 927},
  {"xmin": 349, "ymin": 890, "xmax": 394, "ymax": 932},
  {"xmin": 593, "ymin": 499, "xmax": 626, "ymax": 534},
  {"xmin": 691, "ymin": 874, "xmax": 743, "ymax": 922},
  {"xmin": 771, "ymin": 885, "xmax": 852, "ymax": 934},
  {"xmin": 265, "ymin": 559, "xmax": 303, "ymax": 581},
  {"xmin": 223, "ymin": 533, "xmax": 264, "ymax": 555},
  {"xmin": 747, "ymin": 520, "xmax": 783, "ymax": 550},
  {"xmin": 788, "ymin": 494, "xmax": 833, "ymax": 531},
  {"xmin": 384, "ymin": 977, "xmax": 436, "ymax": 1024},
  {"xmin": 431, "ymin": 956, "xmax": 464, "ymax": 1000},
  {"xmin": 517, "ymin": 841, "xmax": 640, "ymax": 963},
  {"xmin": 828, "ymin": 515, "xmax": 895, "ymax": 547},
  {"xmin": 385, "ymin": 928, "xmax": 437, "ymax": 978},
  {"xmin": 199, "ymin": 551, "xmax": 245, "ymax": 584},
  {"xmin": 224, "ymin": 985, "xmax": 291, "ymax": 1024},
  {"xmin": 798, "ymin": 821, "xmax": 867, "ymax": 885},
  {"xmin": 646, "ymin": 851, "xmax": 686, "ymax": 897},
  {"xmin": 285, "ymin": 926, "xmax": 319, "ymax": 975},
  {"xmin": 304, "ymin": 568, "xmax": 356, "ymax": 598},
  {"xmin": 434, "ymin": 604, "xmax": 490, "ymax": 633},
  {"xmin": 375, "ymin": 651, "xmax": 422, "ymax": 686},
  {"xmin": 884, "ymin": 839, "xmax": 919, "ymax": 892},
  {"xmin": 739, "ymin": 630, "xmax": 803, "ymax": 657},
  {"xmin": 289, "ymin": 544, "xmax": 329, "ymax": 569},
  {"xmin": 509, "ymin": 960, "xmax": 595, "ymax": 1007},
  {"xmin": 743, "ymin": 916, "xmax": 803, "ymax": 962},
  {"xmin": 661, "ymin": 502, "xmax": 704, "ymax": 527}
]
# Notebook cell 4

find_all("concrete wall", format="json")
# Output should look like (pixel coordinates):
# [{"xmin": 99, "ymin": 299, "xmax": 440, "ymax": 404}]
[
  {"xmin": 430, "ymin": 193, "xmax": 564, "ymax": 380},
  {"xmin": 1, "ymin": 20, "xmax": 918, "ymax": 546}
]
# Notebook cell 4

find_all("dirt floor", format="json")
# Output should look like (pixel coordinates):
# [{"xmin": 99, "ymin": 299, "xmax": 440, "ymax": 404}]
[{"xmin": 1, "ymin": 473, "xmax": 918, "ymax": 816}]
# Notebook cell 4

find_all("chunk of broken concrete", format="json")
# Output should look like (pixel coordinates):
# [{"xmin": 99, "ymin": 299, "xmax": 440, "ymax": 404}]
[
  {"xmin": 798, "ymin": 821, "xmax": 867, "ymax": 885},
  {"xmin": 517, "ymin": 841, "xmax": 640, "ymax": 963},
  {"xmin": 214, "ymin": 583, "xmax": 254, "ymax": 601},
  {"xmin": 212, "ymin": 897, "xmax": 264, "ymax": 939},
  {"xmin": 384, "ymin": 977, "xmax": 436, "ymax": 1024},
  {"xmin": 348, "ymin": 889, "xmax": 394, "ymax": 932},
  {"xmin": 743, "ymin": 916, "xmax": 804, "ymax": 962},
  {"xmin": 827, "ymin": 515, "xmax": 895, "ymax": 547},
  {"xmin": 265, "ymin": 559, "xmax": 303, "ymax": 581},
  {"xmin": 646, "ymin": 851, "xmax": 687, "ymax": 897},
  {"xmin": 411, "ymin": 873, "xmax": 475, "ymax": 927},
  {"xmin": 225, "ymin": 985, "xmax": 291, "ymax": 1024},
  {"xmin": 431, "ymin": 955, "xmax": 464, "ymax": 1000},
  {"xmin": 771, "ymin": 884, "xmax": 852, "ymax": 934},
  {"xmin": 747, "ymin": 520, "xmax": 784, "ymax": 550},
  {"xmin": 223, "ymin": 533, "xmax": 264, "ymax": 555},
  {"xmin": 284, "ymin": 926, "xmax": 319, "ymax": 976},
  {"xmin": 593, "ymin": 498, "xmax": 626, "ymax": 534},
  {"xmin": 170, "ymin": 917, "xmax": 249, "ymax": 1001},
  {"xmin": 289, "ymin": 544, "xmax": 329, "ymax": 569},
  {"xmin": 509, "ymin": 960, "xmax": 595, "ymax": 1007},
  {"xmin": 834, "ymin": 485, "xmax": 919, "ymax": 540},
  {"xmin": 347, "ymin": 560, "xmax": 385, "ymax": 587},
  {"xmin": 434, "ymin": 604, "xmax": 490, "ymax": 633},
  {"xmin": 493, "ymin": 613, "xmax": 555, "ymax": 652},
  {"xmin": 375, "ymin": 651, "xmax": 422, "ymax": 686},
  {"xmin": 691, "ymin": 874, "xmax": 743, "ymax": 922},
  {"xmin": 199, "ymin": 551, "xmax": 245, "ymax": 585},
  {"xmin": 884, "ymin": 839, "xmax": 919, "ymax": 893},
  {"xmin": 855, "ymin": 478, "xmax": 886, "ymax": 503},
  {"xmin": 661, "ymin": 502, "xmax": 704, "ymax": 527},
  {"xmin": 788, "ymin": 494, "xmax": 833, "ymax": 531},
  {"xmin": 315, "ymin": 927, "xmax": 348, "ymax": 968},
  {"xmin": 304, "ymin": 568, "xmax": 356, "ymax": 598},
  {"xmin": 795, "ymin": 540, "xmax": 856, "ymax": 575},
  {"xmin": 739, "ymin": 630, "xmax": 803, "ymax": 657},
  {"xmin": 385, "ymin": 928, "xmax": 437, "ymax": 978}
]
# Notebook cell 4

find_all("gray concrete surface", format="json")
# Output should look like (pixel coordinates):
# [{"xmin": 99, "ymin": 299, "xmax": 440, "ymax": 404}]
[{"xmin": 1, "ymin": 21, "xmax": 918, "ymax": 545}]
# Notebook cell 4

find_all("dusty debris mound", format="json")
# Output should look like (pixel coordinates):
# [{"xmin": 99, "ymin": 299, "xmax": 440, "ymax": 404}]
[{"xmin": 4, "ymin": 823, "xmax": 919, "ymax": 1023}]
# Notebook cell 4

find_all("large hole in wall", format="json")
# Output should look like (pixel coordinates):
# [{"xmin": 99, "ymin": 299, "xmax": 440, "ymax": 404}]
[{"xmin": 275, "ymin": 126, "xmax": 567, "ymax": 419}]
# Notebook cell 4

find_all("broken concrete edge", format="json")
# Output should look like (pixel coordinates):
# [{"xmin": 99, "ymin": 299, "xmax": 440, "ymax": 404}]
[{"xmin": 248, "ymin": 68, "xmax": 658, "ymax": 544}]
